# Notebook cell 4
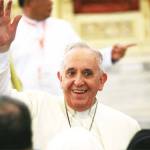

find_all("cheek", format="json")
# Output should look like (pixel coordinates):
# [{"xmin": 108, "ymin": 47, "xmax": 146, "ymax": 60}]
[
  {"xmin": 90, "ymin": 80, "xmax": 101, "ymax": 90},
  {"xmin": 94, "ymin": 77, "xmax": 104, "ymax": 90},
  {"xmin": 81, "ymin": 97, "xmax": 95, "ymax": 111},
  {"xmin": 61, "ymin": 78, "xmax": 73, "ymax": 90}
]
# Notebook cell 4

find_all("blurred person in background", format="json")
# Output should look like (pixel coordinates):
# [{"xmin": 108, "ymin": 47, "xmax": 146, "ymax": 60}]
[
  {"xmin": 0, "ymin": 95, "xmax": 32, "ymax": 150},
  {"xmin": 127, "ymin": 129, "xmax": 150, "ymax": 150}
]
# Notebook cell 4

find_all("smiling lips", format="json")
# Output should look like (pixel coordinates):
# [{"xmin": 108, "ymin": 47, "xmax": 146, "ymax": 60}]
[{"xmin": 72, "ymin": 89, "xmax": 88, "ymax": 94}]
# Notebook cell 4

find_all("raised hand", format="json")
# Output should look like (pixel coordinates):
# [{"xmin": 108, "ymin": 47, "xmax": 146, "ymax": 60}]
[
  {"xmin": 0, "ymin": 0, "xmax": 21, "ymax": 52},
  {"xmin": 111, "ymin": 43, "xmax": 136, "ymax": 63}
]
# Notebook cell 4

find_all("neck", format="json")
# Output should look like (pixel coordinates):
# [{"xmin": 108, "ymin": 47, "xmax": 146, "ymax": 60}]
[
  {"xmin": 67, "ymin": 98, "xmax": 97, "ymax": 112},
  {"xmin": 65, "ymin": 101, "xmax": 98, "ymax": 130}
]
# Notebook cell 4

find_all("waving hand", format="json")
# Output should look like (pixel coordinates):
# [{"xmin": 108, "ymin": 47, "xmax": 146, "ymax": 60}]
[{"xmin": 0, "ymin": 0, "xmax": 21, "ymax": 52}]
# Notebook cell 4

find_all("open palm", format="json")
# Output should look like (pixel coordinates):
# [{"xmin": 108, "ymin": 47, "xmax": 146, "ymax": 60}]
[{"xmin": 0, "ymin": 0, "xmax": 21, "ymax": 52}]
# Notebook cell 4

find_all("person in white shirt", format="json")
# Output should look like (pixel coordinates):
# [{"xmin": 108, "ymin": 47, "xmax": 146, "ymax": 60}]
[
  {"xmin": 0, "ymin": 1, "xmax": 140, "ymax": 150},
  {"xmin": 10, "ymin": 0, "xmax": 135, "ymax": 95}
]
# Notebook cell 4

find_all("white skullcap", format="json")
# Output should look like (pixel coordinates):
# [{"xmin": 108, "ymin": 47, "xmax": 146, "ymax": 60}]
[{"xmin": 46, "ymin": 127, "xmax": 104, "ymax": 150}]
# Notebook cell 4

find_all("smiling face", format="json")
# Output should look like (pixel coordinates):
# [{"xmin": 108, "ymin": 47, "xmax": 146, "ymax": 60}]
[{"xmin": 58, "ymin": 45, "xmax": 107, "ymax": 112}]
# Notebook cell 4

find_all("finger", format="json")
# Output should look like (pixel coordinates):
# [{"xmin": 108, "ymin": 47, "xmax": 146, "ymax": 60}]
[
  {"xmin": 0, "ymin": 0, "xmax": 4, "ymax": 17},
  {"xmin": 11, "ymin": 15, "xmax": 22, "ymax": 30},
  {"xmin": 4, "ymin": 0, "xmax": 12, "ymax": 17},
  {"xmin": 124, "ymin": 43, "xmax": 137, "ymax": 49},
  {"xmin": 10, "ymin": 15, "xmax": 21, "ymax": 39}
]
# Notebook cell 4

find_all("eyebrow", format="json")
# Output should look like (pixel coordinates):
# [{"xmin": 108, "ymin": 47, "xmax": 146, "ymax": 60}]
[
  {"xmin": 66, "ymin": 67, "xmax": 75, "ymax": 71},
  {"xmin": 65, "ymin": 67, "xmax": 76, "ymax": 73}
]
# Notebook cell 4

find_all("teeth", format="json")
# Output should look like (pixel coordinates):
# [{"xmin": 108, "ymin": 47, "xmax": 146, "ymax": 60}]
[{"xmin": 72, "ymin": 89, "xmax": 87, "ymax": 93}]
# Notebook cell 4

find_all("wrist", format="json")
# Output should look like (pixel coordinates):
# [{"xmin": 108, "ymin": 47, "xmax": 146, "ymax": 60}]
[{"xmin": 111, "ymin": 58, "xmax": 119, "ymax": 64}]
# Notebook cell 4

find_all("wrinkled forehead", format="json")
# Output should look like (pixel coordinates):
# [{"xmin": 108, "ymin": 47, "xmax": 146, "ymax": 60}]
[
  {"xmin": 59, "ymin": 42, "xmax": 103, "ymax": 72},
  {"xmin": 63, "ymin": 48, "xmax": 100, "ymax": 68},
  {"xmin": 66, "ymin": 44, "xmax": 99, "ymax": 55}
]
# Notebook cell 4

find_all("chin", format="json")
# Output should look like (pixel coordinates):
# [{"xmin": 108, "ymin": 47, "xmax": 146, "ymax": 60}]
[
  {"xmin": 74, "ymin": 106, "xmax": 88, "ymax": 112},
  {"xmin": 71, "ymin": 102, "xmax": 89, "ymax": 112},
  {"xmin": 39, "ymin": 14, "xmax": 50, "ymax": 20},
  {"xmin": 44, "ymin": 15, "xmax": 50, "ymax": 19}
]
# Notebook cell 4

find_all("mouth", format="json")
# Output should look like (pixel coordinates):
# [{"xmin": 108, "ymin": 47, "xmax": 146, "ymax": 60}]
[{"xmin": 72, "ymin": 89, "xmax": 88, "ymax": 94}]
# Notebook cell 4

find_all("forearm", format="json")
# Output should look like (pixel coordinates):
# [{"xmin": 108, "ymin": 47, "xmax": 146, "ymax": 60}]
[{"xmin": 0, "ymin": 51, "xmax": 11, "ymax": 95}]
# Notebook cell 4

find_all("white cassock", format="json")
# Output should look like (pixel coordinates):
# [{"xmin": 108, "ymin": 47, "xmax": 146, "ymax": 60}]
[
  {"xmin": 10, "ymin": 15, "xmax": 112, "ymax": 95},
  {"xmin": 0, "ymin": 53, "xmax": 140, "ymax": 150},
  {"xmin": 0, "ymin": 55, "xmax": 140, "ymax": 150},
  {"xmin": 46, "ymin": 127, "xmax": 104, "ymax": 150}
]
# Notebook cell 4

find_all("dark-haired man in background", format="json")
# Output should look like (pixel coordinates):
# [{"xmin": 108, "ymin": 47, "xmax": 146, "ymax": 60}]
[{"xmin": 0, "ymin": 95, "xmax": 32, "ymax": 150}]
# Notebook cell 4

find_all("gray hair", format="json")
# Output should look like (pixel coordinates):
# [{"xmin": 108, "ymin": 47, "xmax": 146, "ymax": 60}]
[{"xmin": 60, "ymin": 42, "xmax": 103, "ymax": 72}]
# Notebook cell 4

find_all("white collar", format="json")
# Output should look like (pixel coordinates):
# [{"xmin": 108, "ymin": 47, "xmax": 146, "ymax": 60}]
[
  {"xmin": 65, "ymin": 100, "xmax": 98, "ymax": 130},
  {"xmin": 66, "ymin": 100, "xmax": 98, "ymax": 119},
  {"xmin": 22, "ymin": 15, "xmax": 46, "ymax": 26}
]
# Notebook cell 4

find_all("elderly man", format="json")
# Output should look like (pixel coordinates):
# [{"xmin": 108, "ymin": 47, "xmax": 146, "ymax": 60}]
[
  {"xmin": 10, "ymin": 0, "xmax": 135, "ymax": 94},
  {"xmin": 0, "ymin": 0, "xmax": 140, "ymax": 150}
]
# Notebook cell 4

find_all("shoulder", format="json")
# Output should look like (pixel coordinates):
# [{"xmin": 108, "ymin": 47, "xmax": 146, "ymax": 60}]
[
  {"xmin": 21, "ymin": 90, "xmax": 63, "ymax": 104},
  {"xmin": 46, "ymin": 17, "xmax": 73, "ymax": 28},
  {"xmin": 15, "ymin": 17, "xmax": 27, "ymax": 32},
  {"xmin": 11, "ymin": 90, "xmax": 55, "ymax": 106},
  {"xmin": 97, "ymin": 103, "xmax": 140, "ymax": 128}
]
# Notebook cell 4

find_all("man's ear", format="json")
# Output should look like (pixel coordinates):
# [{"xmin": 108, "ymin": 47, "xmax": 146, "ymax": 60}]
[
  {"xmin": 57, "ymin": 71, "xmax": 62, "ymax": 82},
  {"xmin": 98, "ymin": 73, "xmax": 107, "ymax": 91}
]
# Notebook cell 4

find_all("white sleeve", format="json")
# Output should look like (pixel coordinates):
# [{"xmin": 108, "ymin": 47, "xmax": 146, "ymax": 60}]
[
  {"xmin": 0, "ymin": 52, "xmax": 11, "ymax": 95},
  {"xmin": 0, "ymin": 52, "xmax": 39, "ymax": 118},
  {"xmin": 100, "ymin": 46, "xmax": 113, "ymax": 70}
]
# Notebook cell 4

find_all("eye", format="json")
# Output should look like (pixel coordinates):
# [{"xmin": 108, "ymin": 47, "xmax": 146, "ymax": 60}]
[
  {"xmin": 82, "ymin": 69, "xmax": 93, "ymax": 77},
  {"xmin": 65, "ymin": 68, "xmax": 76, "ymax": 78}
]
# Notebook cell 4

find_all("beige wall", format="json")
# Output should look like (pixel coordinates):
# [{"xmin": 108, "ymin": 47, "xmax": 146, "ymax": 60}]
[{"xmin": 53, "ymin": 0, "xmax": 150, "ymax": 56}]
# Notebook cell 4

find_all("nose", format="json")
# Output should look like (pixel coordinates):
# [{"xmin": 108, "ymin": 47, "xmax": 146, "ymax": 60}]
[{"xmin": 74, "ymin": 75, "xmax": 84, "ymax": 87}]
